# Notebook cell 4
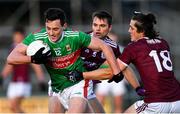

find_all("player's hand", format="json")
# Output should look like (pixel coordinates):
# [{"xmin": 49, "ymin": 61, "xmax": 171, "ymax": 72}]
[
  {"xmin": 31, "ymin": 47, "xmax": 51, "ymax": 64},
  {"xmin": 108, "ymin": 72, "xmax": 124, "ymax": 83},
  {"xmin": 65, "ymin": 70, "xmax": 83, "ymax": 82},
  {"xmin": 38, "ymin": 81, "xmax": 47, "ymax": 92},
  {"xmin": 135, "ymin": 86, "xmax": 145, "ymax": 96}
]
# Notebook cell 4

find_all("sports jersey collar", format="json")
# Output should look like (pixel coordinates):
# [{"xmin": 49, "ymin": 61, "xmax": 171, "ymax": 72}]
[
  {"xmin": 135, "ymin": 37, "xmax": 149, "ymax": 42},
  {"xmin": 57, "ymin": 31, "xmax": 64, "ymax": 43},
  {"xmin": 48, "ymin": 31, "xmax": 64, "ymax": 44}
]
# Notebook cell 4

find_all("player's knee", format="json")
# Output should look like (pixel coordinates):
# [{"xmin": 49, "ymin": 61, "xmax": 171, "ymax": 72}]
[{"xmin": 9, "ymin": 103, "xmax": 18, "ymax": 112}]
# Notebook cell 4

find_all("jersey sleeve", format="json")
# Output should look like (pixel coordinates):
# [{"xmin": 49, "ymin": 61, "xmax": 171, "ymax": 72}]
[
  {"xmin": 22, "ymin": 33, "xmax": 36, "ymax": 46},
  {"xmin": 112, "ymin": 45, "xmax": 121, "ymax": 58},
  {"xmin": 119, "ymin": 45, "xmax": 133, "ymax": 65},
  {"xmin": 78, "ymin": 31, "xmax": 91, "ymax": 47}
]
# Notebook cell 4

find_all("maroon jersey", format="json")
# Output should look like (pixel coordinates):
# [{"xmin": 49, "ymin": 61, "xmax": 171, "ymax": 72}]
[
  {"xmin": 120, "ymin": 37, "xmax": 180, "ymax": 103},
  {"xmin": 10, "ymin": 44, "xmax": 30, "ymax": 82},
  {"xmin": 81, "ymin": 36, "xmax": 121, "ymax": 71}
]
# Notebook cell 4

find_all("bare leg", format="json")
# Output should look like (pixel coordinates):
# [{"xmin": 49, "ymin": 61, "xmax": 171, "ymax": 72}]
[
  {"xmin": 67, "ymin": 97, "xmax": 93, "ymax": 113},
  {"xmin": 96, "ymin": 94, "xmax": 105, "ymax": 105},
  {"xmin": 9, "ymin": 96, "xmax": 24, "ymax": 113},
  {"xmin": 48, "ymin": 96, "xmax": 65, "ymax": 113},
  {"xmin": 88, "ymin": 97, "xmax": 105, "ymax": 113},
  {"xmin": 86, "ymin": 100, "xmax": 94, "ymax": 113},
  {"xmin": 114, "ymin": 95, "xmax": 123, "ymax": 113},
  {"xmin": 124, "ymin": 103, "xmax": 136, "ymax": 113}
]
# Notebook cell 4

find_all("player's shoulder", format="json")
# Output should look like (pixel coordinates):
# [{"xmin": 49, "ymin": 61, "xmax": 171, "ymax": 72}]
[
  {"xmin": 157, "ymin": 37, "xmax": 168, "ymax": 45},
  {"xmin": 32, "ymin": 28, "xmax": 48, "ymax": 40},
  {"xmin": 124, "ymin": 41, "xmax": 138, "ymax": 52},
  {"xmin": 64, "ymin": 30, "xmax": 80, "ymax": 37},
  {"xmin": 129, "ymin": 38, "xmax": 146, "ymax": 47},
  {"xmin": 104, "ymin": 36, "xmax": 118, "ymax": 48}
]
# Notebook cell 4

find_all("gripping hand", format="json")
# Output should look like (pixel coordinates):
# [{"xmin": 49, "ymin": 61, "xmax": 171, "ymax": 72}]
[
  {"xmin": 31, "ymin": 47, "xmax": 51, "ymax": 64},
  {"xmin": 108, "ymin": 72, "xmax": 124, "ymax": 83},
  {"xmin": 136, "ymin": 86, "xmax": 145, "ymax": 96}
]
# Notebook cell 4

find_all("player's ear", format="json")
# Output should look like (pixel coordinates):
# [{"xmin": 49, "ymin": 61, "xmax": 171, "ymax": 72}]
[
  {"xmin": 109, "ymin": 25, "xmax": 112, "ymax": 32},
  {"xmin": 63, "ymin": 23, "xmax": 68, "ymax": 30}
]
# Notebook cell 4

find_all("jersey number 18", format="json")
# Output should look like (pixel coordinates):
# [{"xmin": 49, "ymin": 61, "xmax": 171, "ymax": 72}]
[{"xmin": 149, "ymin": 50, "xmax": 173, "ymax": 72}]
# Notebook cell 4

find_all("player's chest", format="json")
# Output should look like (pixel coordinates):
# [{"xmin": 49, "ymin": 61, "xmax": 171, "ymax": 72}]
[
  {"xmin": 48, "ymin": 42, "xmax": 77, "ymax": 57},
  {"xmin": 82, "ymin": 48, "xmax": 106, "ymax": 60}
]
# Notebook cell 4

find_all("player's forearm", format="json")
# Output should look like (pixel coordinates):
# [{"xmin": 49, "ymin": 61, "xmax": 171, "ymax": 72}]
[
  {"xmin": 7, "ymin": 43, "xmax": 31, "ymax": 64},
  {"xmin": 83, "ymin": 68, "xmax": 113, "ymax": 80},
  {"xmin": 117, "ymin": 59, "xmax": 140, "ymax": 89},
  {"xmin": 100, "ymin": 44, "xmax": 120, "ymax": 75},
  {"xmin": 7, "ymin": 55, "xmax": 31, "ymax": 65},
  {"xmin": 122, "ymin": 66, "xmax": 140, "ymax": 89},
  {"xmin": 7, "ymin": 50, "xmax": 31, "ymax": 64}
]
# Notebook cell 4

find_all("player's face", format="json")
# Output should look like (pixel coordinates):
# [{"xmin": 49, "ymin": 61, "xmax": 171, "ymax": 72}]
[
  {"xmin": 128, "ymin": 20, "xmax": 144, "ymax": 42},
  {"xmin": 13, "ymin": 32, "xmax": 24, "ymax": 44},
  {"xmin": 92, "ymin": 17, "xmax": 112, "ymax": 39},
  {"xmin": 46, "ymin": 19, "xmax": 64, "ymax": 43}
]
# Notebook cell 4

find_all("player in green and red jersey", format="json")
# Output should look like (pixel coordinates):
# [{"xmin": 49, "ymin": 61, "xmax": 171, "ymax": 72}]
[{"xmin": 7, "ymin": 8, "xmax": 121, "ymax": 113}]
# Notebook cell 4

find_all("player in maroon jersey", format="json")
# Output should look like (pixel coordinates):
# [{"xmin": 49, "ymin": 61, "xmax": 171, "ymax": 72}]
[
  {"xmin": 120, "ymin": 11, "xmax": 180, "ymax": 113},
  {"xmin": 66, "ymin": 11, "xmax": 180, "ymax": 113},
  {"xmin": 81, "ymin": 11, "xmax": 123, "ymax": 113},
  {"xmin": 65, "ymin": 11, "xmax": 144, "ymax": 113},
  {"xmin": 0, "ymin": 26, "xmax": 46, "ymax": 113},
  {"xmin": 81, "ymin": 11, "xmax": 133, "ymax": 113}
]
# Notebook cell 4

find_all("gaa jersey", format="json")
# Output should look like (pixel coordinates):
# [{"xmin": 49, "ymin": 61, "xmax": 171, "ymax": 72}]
[
  {"xmin": 81, "ymin": 35, "xmax": 121, "ymax": 71},
  {"xmin": 120, "ymin": 37, "xmax": 180, "ymax": 103},
  {"xmin": 10, "ymin": 44, "xmax": 30, "ymax": 82},
  {"xmin": 23, "ymin": 28, "xmax": 91, "ymax": 92}
]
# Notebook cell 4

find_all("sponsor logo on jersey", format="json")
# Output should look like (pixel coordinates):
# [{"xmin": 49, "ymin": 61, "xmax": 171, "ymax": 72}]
[{"xmin": 47, "ymin": 49, "xmax": 81, "ymax": 69}]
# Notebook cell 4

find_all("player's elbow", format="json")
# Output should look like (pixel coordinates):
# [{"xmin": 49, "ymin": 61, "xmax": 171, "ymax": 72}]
[{"xmin": 7, "ymin": 55, "xmax": 15, "ymax": 65}]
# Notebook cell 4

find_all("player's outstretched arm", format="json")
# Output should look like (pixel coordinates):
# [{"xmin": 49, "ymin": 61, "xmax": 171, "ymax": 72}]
[
  {"xmin": 87, "ymin": 37, "xmax": 120, "ymax": 75},
  {"xmin": 65, "ymin": 68, "xmax": 112, "ymax": 82},
  {"xmin": 83, "ymin": 68, "xmax": 113, "ymax": 80},
  {"xmin": 117, "ymin": 58, "xmax": 140, "ymax": 89},
  {"xmin": 7, "ymin": 43, "xmax": 31, "ymax": 64},
  {"xmin": 122, "ymin": 66, "xmax": 140, "ymax": 89}
]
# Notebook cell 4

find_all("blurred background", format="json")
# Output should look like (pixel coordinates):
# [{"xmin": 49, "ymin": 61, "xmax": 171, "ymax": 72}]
[{"xmin": 0, "ymin": 0, "xmax": 180, "ymax": 113}]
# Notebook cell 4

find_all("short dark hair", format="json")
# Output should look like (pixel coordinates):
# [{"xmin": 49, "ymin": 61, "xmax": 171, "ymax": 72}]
[
  {"xmin": 13, "ymin": 25, "xmax": 25, "ymax": 34},
  {"xmin": 92, "ymin": 11, "xmax": 112, "ymax": 25},
  {"xmin": 44, "ymin": 8, "xmax": 66, "ymax": 26},
  {"xmin": 132, "ymin": 11, "xmax": 159, "ymax": 39}
]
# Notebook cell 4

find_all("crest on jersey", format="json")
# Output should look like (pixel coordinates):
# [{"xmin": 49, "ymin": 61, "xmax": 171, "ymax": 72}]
[{"xmin": 66, "ymin": 44, "xmax": 71, "ymax": 51}]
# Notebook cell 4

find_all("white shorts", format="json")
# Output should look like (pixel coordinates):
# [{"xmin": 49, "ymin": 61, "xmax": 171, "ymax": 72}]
[
  {"xmin": 7, "ymin": 82, "xmax": 31, "ymax": 99},
  {"xmin": 134, "ymin": 100, "xmax": 180, "ymax": 113},
  {"xmin": 49, "ymin": 80, "xmax": 95, "ymax": 109},
  {"xmin": 48, "ymin": 80, "xmax": 53, "ymax": 96},
  {"xmin": 95, "ymin": 79, "xmax": 126, "ymax": 96}
]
